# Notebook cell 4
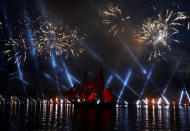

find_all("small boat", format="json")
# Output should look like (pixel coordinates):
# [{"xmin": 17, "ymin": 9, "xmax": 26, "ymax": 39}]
[{"xmin": 64, "ymin": 69, "xmax": 116, "ymax": 107}]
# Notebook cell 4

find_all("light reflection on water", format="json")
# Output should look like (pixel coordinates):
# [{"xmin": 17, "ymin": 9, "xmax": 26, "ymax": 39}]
[{"xmin": 0, "ymin": 103, "xmax": 190, "ymax": 130}]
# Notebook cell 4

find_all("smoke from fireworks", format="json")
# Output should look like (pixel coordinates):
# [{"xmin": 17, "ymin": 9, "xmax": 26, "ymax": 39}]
[
  {"xmin": 103, "ymin": 5, "xmax": 130, "ymax": 37},
  {"xmin": 137, "ymin": 10, "xmax": 188, "ymax": 61}
]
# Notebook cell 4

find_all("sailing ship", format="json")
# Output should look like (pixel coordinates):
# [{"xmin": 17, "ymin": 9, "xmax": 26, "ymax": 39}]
[{"xmin": 64, "ymin": 69, "xmax": 115, "ymax": 107}]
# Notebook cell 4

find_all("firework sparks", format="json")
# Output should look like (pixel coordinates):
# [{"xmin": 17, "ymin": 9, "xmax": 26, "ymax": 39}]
[
  {"xmin": 3, "ymin": 16, "xmax": 86, "ymax": 64},
  {"xmin": 33, "ymin": 18, "xmax": 86, "ymax": 59},
  {"xmin": 137, "ymin": 10, "xmax": 188, "ymax": 61},
  {"xmin": 0, "ymin": 21, "xmax": 2, "ymax": 28},
  {"xmin": 33, "ymin": 21, "xmax": 66, "ymax": 57},
  {"xmin": 3, "ymin": 32, "xmax": 31, "ymax": 64},
  {"xmin": 103, "ymin": 5, "xmax": 130, "ymax": 37},
  {"xmin": 2, "ymin": 19, "xmax": 36, "ymax": 64},
  {"xmin": 63, "ymin": 28, "xmax": 86, "ymax": 59}
]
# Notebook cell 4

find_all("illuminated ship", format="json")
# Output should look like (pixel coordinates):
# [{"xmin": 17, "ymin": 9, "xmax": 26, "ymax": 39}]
[{"xmin": 64, "ymin": 69, "xmax": 115, "ymax": 107}]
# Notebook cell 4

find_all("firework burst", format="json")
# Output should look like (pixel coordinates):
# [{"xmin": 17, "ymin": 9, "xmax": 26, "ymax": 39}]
[
  {"xmin": 3, "ymin": 32, "xmax": 31, "ymax": 64},
  {"xmin": 137, "ymin": 10, "xmax": 188, "ymax": 61},
  {"xmin": 63, "ymin": 28, "xmax": 86, "ymax": 59},
  {"xmin": 33, "ymin": 18, "xmax": 86, "ymax": 59},
  {"xmin": 2, "ymin": 19, "xmax": 36, "ymax": 64},
  {"xmin": 33, "ymin": 20, "xmax": 66, "ymax": 57},
  {"xmin": 103, "ymin": 5, "xmax": 130, "ymax": 37}
]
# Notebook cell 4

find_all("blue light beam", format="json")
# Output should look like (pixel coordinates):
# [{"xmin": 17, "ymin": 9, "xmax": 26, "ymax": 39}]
[
  {"xmin": 117, "ymin": 69, "xmax": 132, "ymax": 102},
  {"xmin": 23, "ymin": 13, "xmax": 36, "ymax": 56},
  {"xmin": 162, "ymin": 55, "xmax": 183, "ymax": 95},
  {"xmin": 62, "ymin": 61, "xmax": 73, "ymax": 87},
  {"xmin": 118, "ymin": 37, "xmax": 147, "ymax": 74},
  {"xmin": 105, "ymin": 75, "xmax": 113, "ymax": 89},
  {"xmin": 179, "ymin": 90, "xmax": 184, "ymax": 105},
  {"xmin": 139, "ymin": 64, "xmax": 155, "ymax": 97}
]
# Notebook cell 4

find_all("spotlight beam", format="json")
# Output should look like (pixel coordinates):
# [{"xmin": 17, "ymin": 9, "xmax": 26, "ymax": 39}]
[
  {"xmin": 162, "ymin": 55, "xmax": 183, "ymax": 96},
  {"xmin": 23, "ymin": 13, "xmax": 36, "ymax": 56},
  {"xmin": 179, "ymin": 86, "xmax": 190, "ymax": 104},
  {"xmin": 62, "ymin": 60, "xmax": 74, "ymax": 87},
  {"xmin": 186, "ymin": 90, "xmax": 190, "ymax": 103},
  {"xmin": 105, "ymin": 75, "xmax": 113, "ymax": 89},
  {"xmin": 79, "ymin": 40, "xmax": 140, "ymax": 97},
  {"xmin": 139, "ymin": 64, "xmax": 155, "ymax": 99},
  {"xmin": 118, "ymin": 37, "xmax": 147, "ymax": 74},
  {"xmin": 117, "ymin": 69, "xmax": 132, "ymax": 102},
  {"xmin": 179, "ymin": 90, "xmax": 184, "ymax": 105},
  {"xmin": 111, "ymin": 71, "xmax": 140, "ymax": 97},
  {"xmin": 2, "ymin": 6, "xmax": 27, "ymax": 94}
]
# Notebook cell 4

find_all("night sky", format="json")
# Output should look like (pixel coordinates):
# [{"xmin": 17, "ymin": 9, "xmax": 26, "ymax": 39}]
[{"xmin": 0, "ymin": 0, "xmax": 190, "ymax": 102}]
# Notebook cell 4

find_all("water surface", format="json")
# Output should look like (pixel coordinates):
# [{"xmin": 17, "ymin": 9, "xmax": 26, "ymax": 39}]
[{"xmin": 0, "ymin": 103, "xmax": 190, "ymax": 130}]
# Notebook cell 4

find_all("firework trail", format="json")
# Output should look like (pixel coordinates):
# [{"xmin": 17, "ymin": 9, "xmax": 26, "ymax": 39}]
[
  {"xmin": 103, "ymin": 5, "xmax": 130, "ymax": 37},
  {"xmin": 137, "ymin": 10, "xmax": 188, "ymax": 61}
]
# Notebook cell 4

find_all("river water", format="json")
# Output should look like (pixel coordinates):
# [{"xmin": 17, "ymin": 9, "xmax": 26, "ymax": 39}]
[{"xmin": 0, "ymin": 103, "xmax": 190, "ymax": 130}]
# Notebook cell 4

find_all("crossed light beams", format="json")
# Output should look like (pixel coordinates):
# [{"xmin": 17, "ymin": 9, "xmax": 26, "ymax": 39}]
[
  {"xmin": 136, "ymin": 64, "xmax": 155, "ymax": 105},
  {"xmin": 113, "ymin": 92, "xmax": 128, "ymax": 105},
  {"xmin": 79, "ymin": 35, "xmax": 146, "ymax": 75},
  {"xmin": 157, "ymin": 55, "xmax": 184, "ymax": 105},
  {"xmin": 79, "ymin": 40, "xmax": 141, "ymax": 98},
  {"xmin": 1, "ymin": 6, "xmax": 28, "ymax": 94},
  {"xmin": 179, "ymin": 86, "xmax": 190, "ymax": 105},
  {"xmin": 111, "ymin": 71, "xmax": 140, "ymax": 97},
  {"xmin": 117, "ymin": 69, "xmax": 132, "ymax": 102},
  {"xmin": 162, "ymin": 55, "xmax": 184, "ymax": 95},
  {"xmin": 78, "ymin": 35, "xmax": 152, "ymax": 103},
  {"xmin": 36, "ymin": 0, "xmax": 77, "ymax": 90},
  {"xmin": 43, "ymin": 71, "xmax": 80, "ymax": 89}
]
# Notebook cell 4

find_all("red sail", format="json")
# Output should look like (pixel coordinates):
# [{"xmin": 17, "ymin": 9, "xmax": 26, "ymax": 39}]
[
  {"xmin": 102, "ymin": 88, "xmax": 114, "ymax": 101},
  {"xmin": 81, "ymin": 92, "xmax": 85, "ymax": 100},
  {"xmin": 88, "ymin": 90, "xmax": 96, "ymax": 101},
  {"xmin": 66, "ymin": 89, "xmax": 78, "ymax": 100},
  {"xmin": 88, "ymin": 79, "xmax": 96, "ymax": 89}
]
